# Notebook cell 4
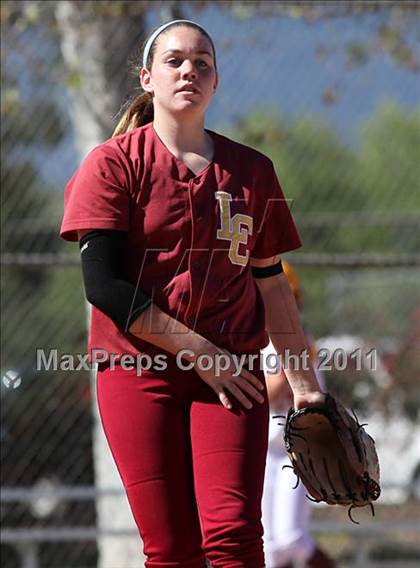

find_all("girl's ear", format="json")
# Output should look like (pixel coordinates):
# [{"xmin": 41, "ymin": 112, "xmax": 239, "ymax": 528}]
[
  {"xmin": 140, "ymin": 67, "xmax": 153, "ymax": 94},
  {"xmin": 213, "ymin": 71, "xmax": 219, "ymax": 92}
]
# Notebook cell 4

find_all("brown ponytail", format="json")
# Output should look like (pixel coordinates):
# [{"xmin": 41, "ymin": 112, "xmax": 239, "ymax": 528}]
[{"xmin": 112, "ymin": 91, "xmax": 154, "ymax": 137}]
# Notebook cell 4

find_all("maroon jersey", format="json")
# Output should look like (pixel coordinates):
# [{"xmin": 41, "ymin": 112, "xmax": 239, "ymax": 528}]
[{"xmin": 60, "ymin": 122, "xmax": 302, "ymax": 357}]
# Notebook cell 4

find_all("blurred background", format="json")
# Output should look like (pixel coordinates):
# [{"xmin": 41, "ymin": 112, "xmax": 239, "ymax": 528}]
[{"xmin": 1, "ymin": 1, "xmax": 419, "ymax": 567}]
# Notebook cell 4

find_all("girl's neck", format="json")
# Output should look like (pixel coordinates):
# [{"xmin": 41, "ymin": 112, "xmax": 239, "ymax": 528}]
[{"xmin": 153, "ymin": 111, "xmax": 209, "ymax": 156}]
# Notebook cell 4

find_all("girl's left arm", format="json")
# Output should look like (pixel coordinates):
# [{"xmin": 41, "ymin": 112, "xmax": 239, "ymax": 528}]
[{"xmin": 251, "ymin": 257, "xmax": 325, "ymax": 410}]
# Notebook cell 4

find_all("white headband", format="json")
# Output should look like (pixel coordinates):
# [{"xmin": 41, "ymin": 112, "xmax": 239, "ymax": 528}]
[{"xmin": 142, "ymin": 19, "xmax": 210, "ymax": 68}]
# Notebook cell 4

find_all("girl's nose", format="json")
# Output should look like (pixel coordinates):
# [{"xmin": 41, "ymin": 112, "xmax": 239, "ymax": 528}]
[{"xmin": 181, "ymin": 60, "xmax": 197, "ymax": 79}]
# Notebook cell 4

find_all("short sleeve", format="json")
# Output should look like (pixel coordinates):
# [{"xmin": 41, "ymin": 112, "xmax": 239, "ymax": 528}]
[
  {"xmin": 60, "ymin": 144, "xmax": 131, "ymax": 241},
  {"xmin": 251, "ymin": 160, "xmax": 302, "ymax": 259}
]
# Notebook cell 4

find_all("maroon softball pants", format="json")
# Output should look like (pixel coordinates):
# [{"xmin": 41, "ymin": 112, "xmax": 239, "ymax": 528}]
[{"xmin": 96, "ymin": 355, "xmax": 269, "ymax": 567}]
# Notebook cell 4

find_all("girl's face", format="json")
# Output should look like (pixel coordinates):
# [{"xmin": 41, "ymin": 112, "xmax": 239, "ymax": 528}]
[{"xmin": 140, "ymin": 26, "xmax": 218, "ymax": 118}]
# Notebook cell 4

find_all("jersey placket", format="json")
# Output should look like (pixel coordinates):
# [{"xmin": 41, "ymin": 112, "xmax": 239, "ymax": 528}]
[{"xmin": 184, "ymin": 175, "xmax": 211, "ymax": 328}]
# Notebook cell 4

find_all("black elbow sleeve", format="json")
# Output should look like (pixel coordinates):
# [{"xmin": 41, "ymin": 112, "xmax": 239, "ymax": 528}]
[{"xmin": 79, "ymin": 230, "xmax": 151, "ymax": 332}]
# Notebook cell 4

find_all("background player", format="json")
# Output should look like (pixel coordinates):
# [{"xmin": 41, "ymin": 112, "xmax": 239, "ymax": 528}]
[
  {"xmin": 60, "ymin": 19, "xmax": 325, "ymax": 567},
  {"xmin": 262, "ymin": 263, "xmax": 336, "ymax": 568}
]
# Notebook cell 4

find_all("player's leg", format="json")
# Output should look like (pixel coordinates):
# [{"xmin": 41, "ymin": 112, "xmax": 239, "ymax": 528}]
[
  {"xmin": 262, "ymin": 444, "xmax": 295, "ymax": 568},
  {"xmin": 263, "ymin": 426, "xmax": 336, "ymax": 568},
  {"xmin": 270, "ymin": 451, "xmax": 315, "ymax": 566},
  {"xmin": 261, "ymin": 443, "xmax": 275, "ymax": 549},
  {"xmin": 96, "ymin": 363, "xmax": 206, "ymax": 568},
  {"xmin": 190, "ymin": 368, "xmax": 269, "ymax": 568}
]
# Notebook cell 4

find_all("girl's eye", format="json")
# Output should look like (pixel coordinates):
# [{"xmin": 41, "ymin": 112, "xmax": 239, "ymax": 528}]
[{"xmin": 166, "ymin": 58, "xmax": 209, "ymax": 68}]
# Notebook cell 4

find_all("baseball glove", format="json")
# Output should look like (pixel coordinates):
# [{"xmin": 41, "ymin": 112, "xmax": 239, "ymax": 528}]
[{"xmin": 277, "ymin": 393, "xmax": 381, "ymax": 523}]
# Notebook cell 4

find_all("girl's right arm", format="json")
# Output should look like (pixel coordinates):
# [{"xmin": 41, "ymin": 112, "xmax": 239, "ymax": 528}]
[
  {"xmin": 128, "ymin": 305, "xmax": 265, "ymax": 410},
  {"xmin": 78, "ymin": 229, "xmax": 265, "ymax": 410}
]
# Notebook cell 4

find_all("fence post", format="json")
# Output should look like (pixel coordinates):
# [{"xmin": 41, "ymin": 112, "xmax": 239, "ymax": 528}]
[{"xmin": 18, "ymin": 542, "xmax": 39, "ymax": 568}]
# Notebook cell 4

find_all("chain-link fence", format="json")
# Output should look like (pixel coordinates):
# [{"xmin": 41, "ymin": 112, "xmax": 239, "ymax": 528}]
[{"xmin": 2, "ymin": 2, "xmax": 420, "ymax": 567}]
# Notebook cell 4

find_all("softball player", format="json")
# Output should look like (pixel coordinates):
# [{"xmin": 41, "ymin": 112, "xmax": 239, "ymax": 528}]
[
  {"xmin": 60, "ymin": 20, "xmax": 324, "ymax": 568},
  {"xmin": 261, "ymin": 264, "xmax": 336, "ymax": 568}
]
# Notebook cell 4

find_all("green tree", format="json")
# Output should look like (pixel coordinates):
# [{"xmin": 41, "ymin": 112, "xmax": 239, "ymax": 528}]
[
  {"xmin": 360, "ymin": 104, "xmax": 420, "ymax": 211},
  {"xmin": 356, "ymin": 103, "xmax": 420, "ymax": 253},
  {"xmin": 230, "ymin": 111, "xmax": 370, "ymax": 253},
  {"xmin": 230, "ymin": 105, "xmax": 420, "ymax": 255}
]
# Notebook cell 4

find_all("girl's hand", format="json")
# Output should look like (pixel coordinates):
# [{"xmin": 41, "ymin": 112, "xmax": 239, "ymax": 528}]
[{"xmin": 192, "ymin": 349, "xmax": 265, "ymax": 410}]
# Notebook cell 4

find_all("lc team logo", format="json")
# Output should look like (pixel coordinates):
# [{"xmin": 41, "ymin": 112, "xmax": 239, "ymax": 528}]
[{"xmin": 215, "ymin": 191, "xmax": 253, "ymax": 266}]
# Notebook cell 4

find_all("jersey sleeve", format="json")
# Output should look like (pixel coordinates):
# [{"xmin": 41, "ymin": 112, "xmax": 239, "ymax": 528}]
[
  {"xmin": 251, "ymin": 159, "xmax": 302, "ymax": 259},
  {"xmin": 60, "ymin": 144, "xmax": 131, "ymax": 242}
]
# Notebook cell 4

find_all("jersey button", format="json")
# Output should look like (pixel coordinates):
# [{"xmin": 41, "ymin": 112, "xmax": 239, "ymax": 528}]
[{"xmin": 193, "ymin": 178, "xmax": 200, "ymax": 184}]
